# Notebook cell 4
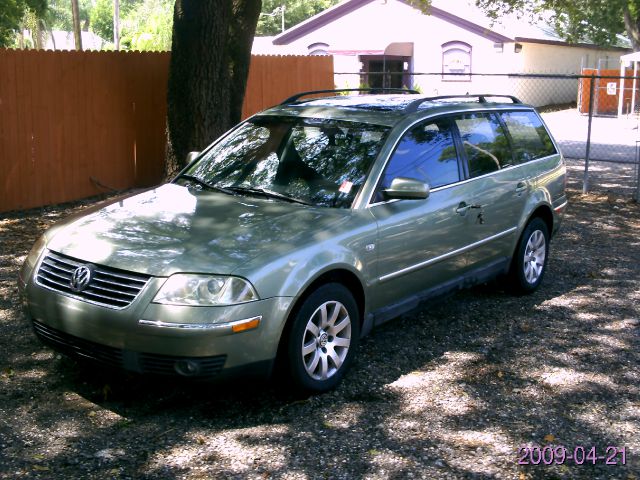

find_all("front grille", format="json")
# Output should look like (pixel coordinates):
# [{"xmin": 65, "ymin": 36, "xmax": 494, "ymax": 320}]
[
  {"xmin": 36, "ymin": 250, "xmax": 151, "ymax": 309},
  {"xmin": 32, "ymin": 320, "xmax": 227, "ymax": 377}
]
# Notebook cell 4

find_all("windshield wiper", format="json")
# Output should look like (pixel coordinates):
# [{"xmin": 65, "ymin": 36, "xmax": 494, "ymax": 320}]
[
  {"xmin": 226, "ymin": 186, "xmax": 312, "ymax": 205},
  {"xmin": 178, "ymin": 175, "xmax": 235, "ymax": 195}
]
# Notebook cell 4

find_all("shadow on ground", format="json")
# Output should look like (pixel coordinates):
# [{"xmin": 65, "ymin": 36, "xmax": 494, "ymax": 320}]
[{"xmin": 1, "ymin": 185, "xmax": 638, "ymax": 479}]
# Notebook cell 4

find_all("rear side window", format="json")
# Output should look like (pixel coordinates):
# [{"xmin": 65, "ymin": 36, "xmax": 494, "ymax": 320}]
[
  {"xmin": 500, "ymin": 111, "xmax": 557, "ymax": 163},
  {"xmin": 454, "ymin": 113, "xmax": 512, "ymax": 178},
  {"xmin": 380, "ymin": 119, "xmax": 460, "ymax": 191}
]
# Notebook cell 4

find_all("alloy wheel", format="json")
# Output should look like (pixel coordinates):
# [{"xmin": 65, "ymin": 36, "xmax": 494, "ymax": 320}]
[
  {"xmin": 523, "ymin": 229, "xmax": 546, "ymax": 284},
  {"xmin": 301, "ymin": 301, "xmax": 351, "ymax": 381}
]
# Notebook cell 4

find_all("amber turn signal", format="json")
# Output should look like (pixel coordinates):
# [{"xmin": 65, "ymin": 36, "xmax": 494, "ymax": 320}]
[{"xmin": 231, "ymin": 317, "xmax": 261, "ymax": 333}]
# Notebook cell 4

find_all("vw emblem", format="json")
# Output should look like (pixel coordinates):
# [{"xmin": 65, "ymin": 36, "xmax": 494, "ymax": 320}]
[{"xmin": 70, "ymin": 265, "xmax": 93, "ymax": 292}]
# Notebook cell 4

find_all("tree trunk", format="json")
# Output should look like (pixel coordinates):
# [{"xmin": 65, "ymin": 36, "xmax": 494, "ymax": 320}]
[
  {"xmin": 71, "ymin": 0, "xmax": 83, "ymax": 51},
  {"xmin": 166, "ymin": 0, "xmax": 262, "ymax": 176},
  {"xmin": 113, "ymin": 0, "xmax": 120, "ymax": 50},
  {"xmin": 623, "ymin": 4, "xmax": 640, "ymax": 51}
]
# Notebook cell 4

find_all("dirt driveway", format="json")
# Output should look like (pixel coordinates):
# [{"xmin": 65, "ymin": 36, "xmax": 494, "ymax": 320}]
[
  {"xmin": 1, "ymin": 184, "xmax": 639, "ymax": 479},
  {"xmin": 542, "ymin": 109, "xmax": 640, "ymax": 163}
]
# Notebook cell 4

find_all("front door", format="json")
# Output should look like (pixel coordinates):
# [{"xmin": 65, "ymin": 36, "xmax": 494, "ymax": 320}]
[
  {"xmin": 369, "ymin": 117, "xmax": 473, "ymax": 313},
  {"xmin": 361, "ymin": 56, "xmax": 410, "ymax": 90}
]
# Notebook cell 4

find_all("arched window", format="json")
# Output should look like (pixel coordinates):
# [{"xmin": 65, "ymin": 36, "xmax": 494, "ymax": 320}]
[
  {"xmin": 442, "ymin": 41, "xmax": 471, "ymax": 81},
  {"xmin": 307, "ymin": 42, "xmax": 329, "ymax": 56}
]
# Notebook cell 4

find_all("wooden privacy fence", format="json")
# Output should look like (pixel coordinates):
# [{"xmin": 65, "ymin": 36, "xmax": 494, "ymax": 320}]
[{"xmin": 0, "ymin": 50, "xmax": 334, "ymax": 213}]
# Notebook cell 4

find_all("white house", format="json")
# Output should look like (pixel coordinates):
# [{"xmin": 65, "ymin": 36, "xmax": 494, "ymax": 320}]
[
  {"xmin": 253, "ymin": 0, "xmax": 630, "ymax": 106},
  {"xmin": 45, "ymin": 30, "xmax": 107, "ymax": 51}
]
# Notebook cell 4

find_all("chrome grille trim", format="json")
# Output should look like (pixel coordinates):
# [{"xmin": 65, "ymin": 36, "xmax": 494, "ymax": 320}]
[{"xmin": 35, "ymin": 250, "xmax": 151, "ymax": 310}]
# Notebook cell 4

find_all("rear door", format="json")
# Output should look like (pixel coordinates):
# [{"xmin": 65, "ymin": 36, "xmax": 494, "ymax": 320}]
[{"xmin": 451, "ymin": 111, "xmax": 528, "ymax": 273}]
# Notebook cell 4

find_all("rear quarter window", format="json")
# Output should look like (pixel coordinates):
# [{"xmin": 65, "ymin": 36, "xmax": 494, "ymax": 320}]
[{"xmin": 500, "ymin": 111, "xmax": 557, "ymax": 163}]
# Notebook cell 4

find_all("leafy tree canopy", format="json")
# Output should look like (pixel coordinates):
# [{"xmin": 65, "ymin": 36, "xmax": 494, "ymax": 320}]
[
  {"xmin": 47, "ymin": 0, "xmax": 91, "ymax": 32},
  {"xmin": 90, "ymin": 0, "xmax": 144, "ymax": 44},
  {"xmin": 90, "ymin": 0, "xmax": 115, "ymax": 41},
  {"xmin": 0, "ymin": 0, "xmax": 47, "ymax": 47},
  {"xmin": 476, "ymin": 0, "xmax": 638, "ymax": 49},
  {"xmin": 256, "ymin": 0, "xmax": 339, "ymax": 36},
  {"xmin": 89, "ymin": 0, "xmax": 171, "ymax": 50},
  {"xmin": 122, "ymin": 0, "xmax": 173, "ymax": 50}
]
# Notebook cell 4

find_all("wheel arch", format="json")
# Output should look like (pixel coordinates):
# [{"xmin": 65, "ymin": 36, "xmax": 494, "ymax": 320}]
[
  {"xmin": 274, "ymin": 268, "xmax": 366, "ymax": 365},
  {"xmin": 508, "ymin": 203, "xmax": 554, "ymax": 270},
  {"xmin": 288, "ymin": 268, "xmax": 365, "ymax": 329},
  {"xmin": 526, "ymin": 204, "xmax": 553, "ymax": 235}
]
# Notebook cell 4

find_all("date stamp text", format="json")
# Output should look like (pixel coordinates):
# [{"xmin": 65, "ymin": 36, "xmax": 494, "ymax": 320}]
[{"xmin": 518, "ymin": 445, "xmax": 627, "ymax": 465}]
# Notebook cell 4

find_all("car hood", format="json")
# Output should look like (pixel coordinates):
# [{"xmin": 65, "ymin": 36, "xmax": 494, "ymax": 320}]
[{"xmin": 47, "ymin": 184, "xmax": 351, "ymax": 277}]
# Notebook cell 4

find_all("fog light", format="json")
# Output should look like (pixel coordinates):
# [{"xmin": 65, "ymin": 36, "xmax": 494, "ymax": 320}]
[{"xmin": 174, "ymin": 359, "xmax": 201, "ymax": 376}]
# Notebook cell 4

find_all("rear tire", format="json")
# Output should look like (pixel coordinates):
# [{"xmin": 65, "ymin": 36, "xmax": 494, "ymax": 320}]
[
  {"xmin": 285, "ymin": 283, "xmax": 360, "ymax": 393},
  {"xmin": 508, "ymin": 218, "xmax": 550, "ymax": 295}
]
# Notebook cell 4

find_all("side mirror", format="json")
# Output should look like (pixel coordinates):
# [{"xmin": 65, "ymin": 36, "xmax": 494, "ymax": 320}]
[
  {"xmin": 186, "ymin": 151, "xmax": 200, "ymax": 164},
  {"xmin": 383, "ymin": 177, "xmax": 430, "ymax": 200}
]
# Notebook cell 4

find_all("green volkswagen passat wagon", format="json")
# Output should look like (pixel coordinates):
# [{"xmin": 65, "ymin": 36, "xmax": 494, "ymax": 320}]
[{"xmin": 19, "ymin": 92, "xmax": 567, "ymax": 392}]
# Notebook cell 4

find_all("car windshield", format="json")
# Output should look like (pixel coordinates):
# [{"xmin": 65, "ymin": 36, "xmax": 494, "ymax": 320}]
[{"xmin": 181, "ymin": 116, "xmax": 390, "ymax": 208}]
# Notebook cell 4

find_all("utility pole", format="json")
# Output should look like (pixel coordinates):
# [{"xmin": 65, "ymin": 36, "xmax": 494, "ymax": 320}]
[
  {"xmin": 113, "ymin": 0, "xmax": 120, "ymax": 50},
  {"xmin": 260, "ymin": 5, "xmax": 286, "ymax": 33},
  {"xmin": 71, "ymin": 0, "xmax": 83, "ymax": 50}
]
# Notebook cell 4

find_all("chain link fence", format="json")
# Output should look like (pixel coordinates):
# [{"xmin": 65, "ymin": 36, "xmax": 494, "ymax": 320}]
[{"xmin": 335, "ymin": 71, "xmax": 640, "ymax": 200}]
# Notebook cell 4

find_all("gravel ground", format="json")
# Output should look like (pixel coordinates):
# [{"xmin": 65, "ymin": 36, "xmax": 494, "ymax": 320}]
[
  {"xmin": 1, "ymin": 175, "xmax": 639, "ymax": 479},
  {"xmin": 565, "ymin": 158, "xmax": 639, "ymax": 198}
]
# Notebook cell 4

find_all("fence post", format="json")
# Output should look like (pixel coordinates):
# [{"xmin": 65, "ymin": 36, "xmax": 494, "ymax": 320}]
[
  {"xmin": 636, "ymin": 142, "xmax": 640, "ymax": 202},
  {"xmin": 636, "ymin": 164, "xmax": 640, "ymax": 202},
  {"xmin": 583, "ymin": 74, "xmax": 595, "ymax": 193}
]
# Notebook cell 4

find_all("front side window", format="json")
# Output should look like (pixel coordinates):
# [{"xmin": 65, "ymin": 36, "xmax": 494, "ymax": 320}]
[
  {"xmin": 377, "ymin": 119, "xmax": 460, "ymax": 200},
  {"xmin": 454, "ymin": 113, "xmax": 512, "ymax": 178},
  {"xmin": 183, "ymin": 116, "xmax": 390, "ymax": 208},
  {"xmin": 500, "ymin": 111, "xmax": 557, "ymax": 163}
]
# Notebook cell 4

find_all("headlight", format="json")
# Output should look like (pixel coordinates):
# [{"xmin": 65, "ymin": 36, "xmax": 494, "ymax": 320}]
[
  {"xmin": 24, "ymin": 235, "xmax": 47, "ymax": 270},
  {"xmin": 19, "ymin": 235, "xmax": 47, "ymax": 286},
  {"xmin": 153, "ymin": 274, "xmax": 259, "ymax": 306}
]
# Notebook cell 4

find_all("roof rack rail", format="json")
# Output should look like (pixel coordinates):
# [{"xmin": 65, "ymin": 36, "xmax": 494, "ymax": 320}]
[
  {"xmin": 280, "ymin": 88, "xmax": 419, "ymax": 105},
  {"xmin": 404, "ymin": 94, "xmax": 522, "ymax": 114}
]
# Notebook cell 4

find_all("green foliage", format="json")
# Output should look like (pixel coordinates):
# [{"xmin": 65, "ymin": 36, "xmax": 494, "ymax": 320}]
[
  {"xmin": 256, "ymin": 0, "xmax": 339, "ymax": 36},
  {"xmin": 476, "ymin": 0, "xmax": 638, "ymax": 49},
  {"xmin": 90, "ymin": 0, "xmax": 113, "ymax": 42},
  {"xmin": 1, "ymin": 0, "xmax": 24, "ymax": 46},
  {"xmin": 0, "ymin": 0, "xmax": 48, "ymax": 47},
  {"xmin": 85, "ymin": 0, "xmax": 171, "ymax": 50},
  {"xmin": 86, "ymin": 0, "xmax": 146, "ymax": 45},
  {"xmin": 1, "ymin": 0, "xmax": 170, "ymax": 49},
  {"xmin": 121, "ymin": 0, "xmax": 172, "ymax": 51},
  {"xmin": 47, "ymin": 0, "xmax": 91, "ymax": 31}
]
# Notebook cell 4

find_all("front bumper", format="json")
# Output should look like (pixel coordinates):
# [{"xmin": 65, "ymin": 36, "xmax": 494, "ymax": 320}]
[{"xmin": 22, "ymin": 274, "xmax": 294, "ymax": 379}]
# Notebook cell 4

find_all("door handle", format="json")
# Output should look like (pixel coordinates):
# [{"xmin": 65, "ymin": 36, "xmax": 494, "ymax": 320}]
[
  {"xmin": 456, "ymin": 202, "xmax": 483, "ymax": 215},
  {"xmin": 515, "ymin": 181, "xmax": 528, "ymax": 193}
]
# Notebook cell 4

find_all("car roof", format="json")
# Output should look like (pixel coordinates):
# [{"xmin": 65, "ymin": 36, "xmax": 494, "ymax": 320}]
[{"xmin": 260, "ymin": 93, "xmax": 534, "ymax": 127}]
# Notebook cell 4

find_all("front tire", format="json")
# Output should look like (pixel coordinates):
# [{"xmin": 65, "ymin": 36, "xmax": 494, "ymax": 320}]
[
  {"xmin": 286, "ymin": 283, "xmax": 360, "ymax": 393},
  {"xmin": 508, "ymin": 217, "xmax": 550, "ymax": 294}
]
